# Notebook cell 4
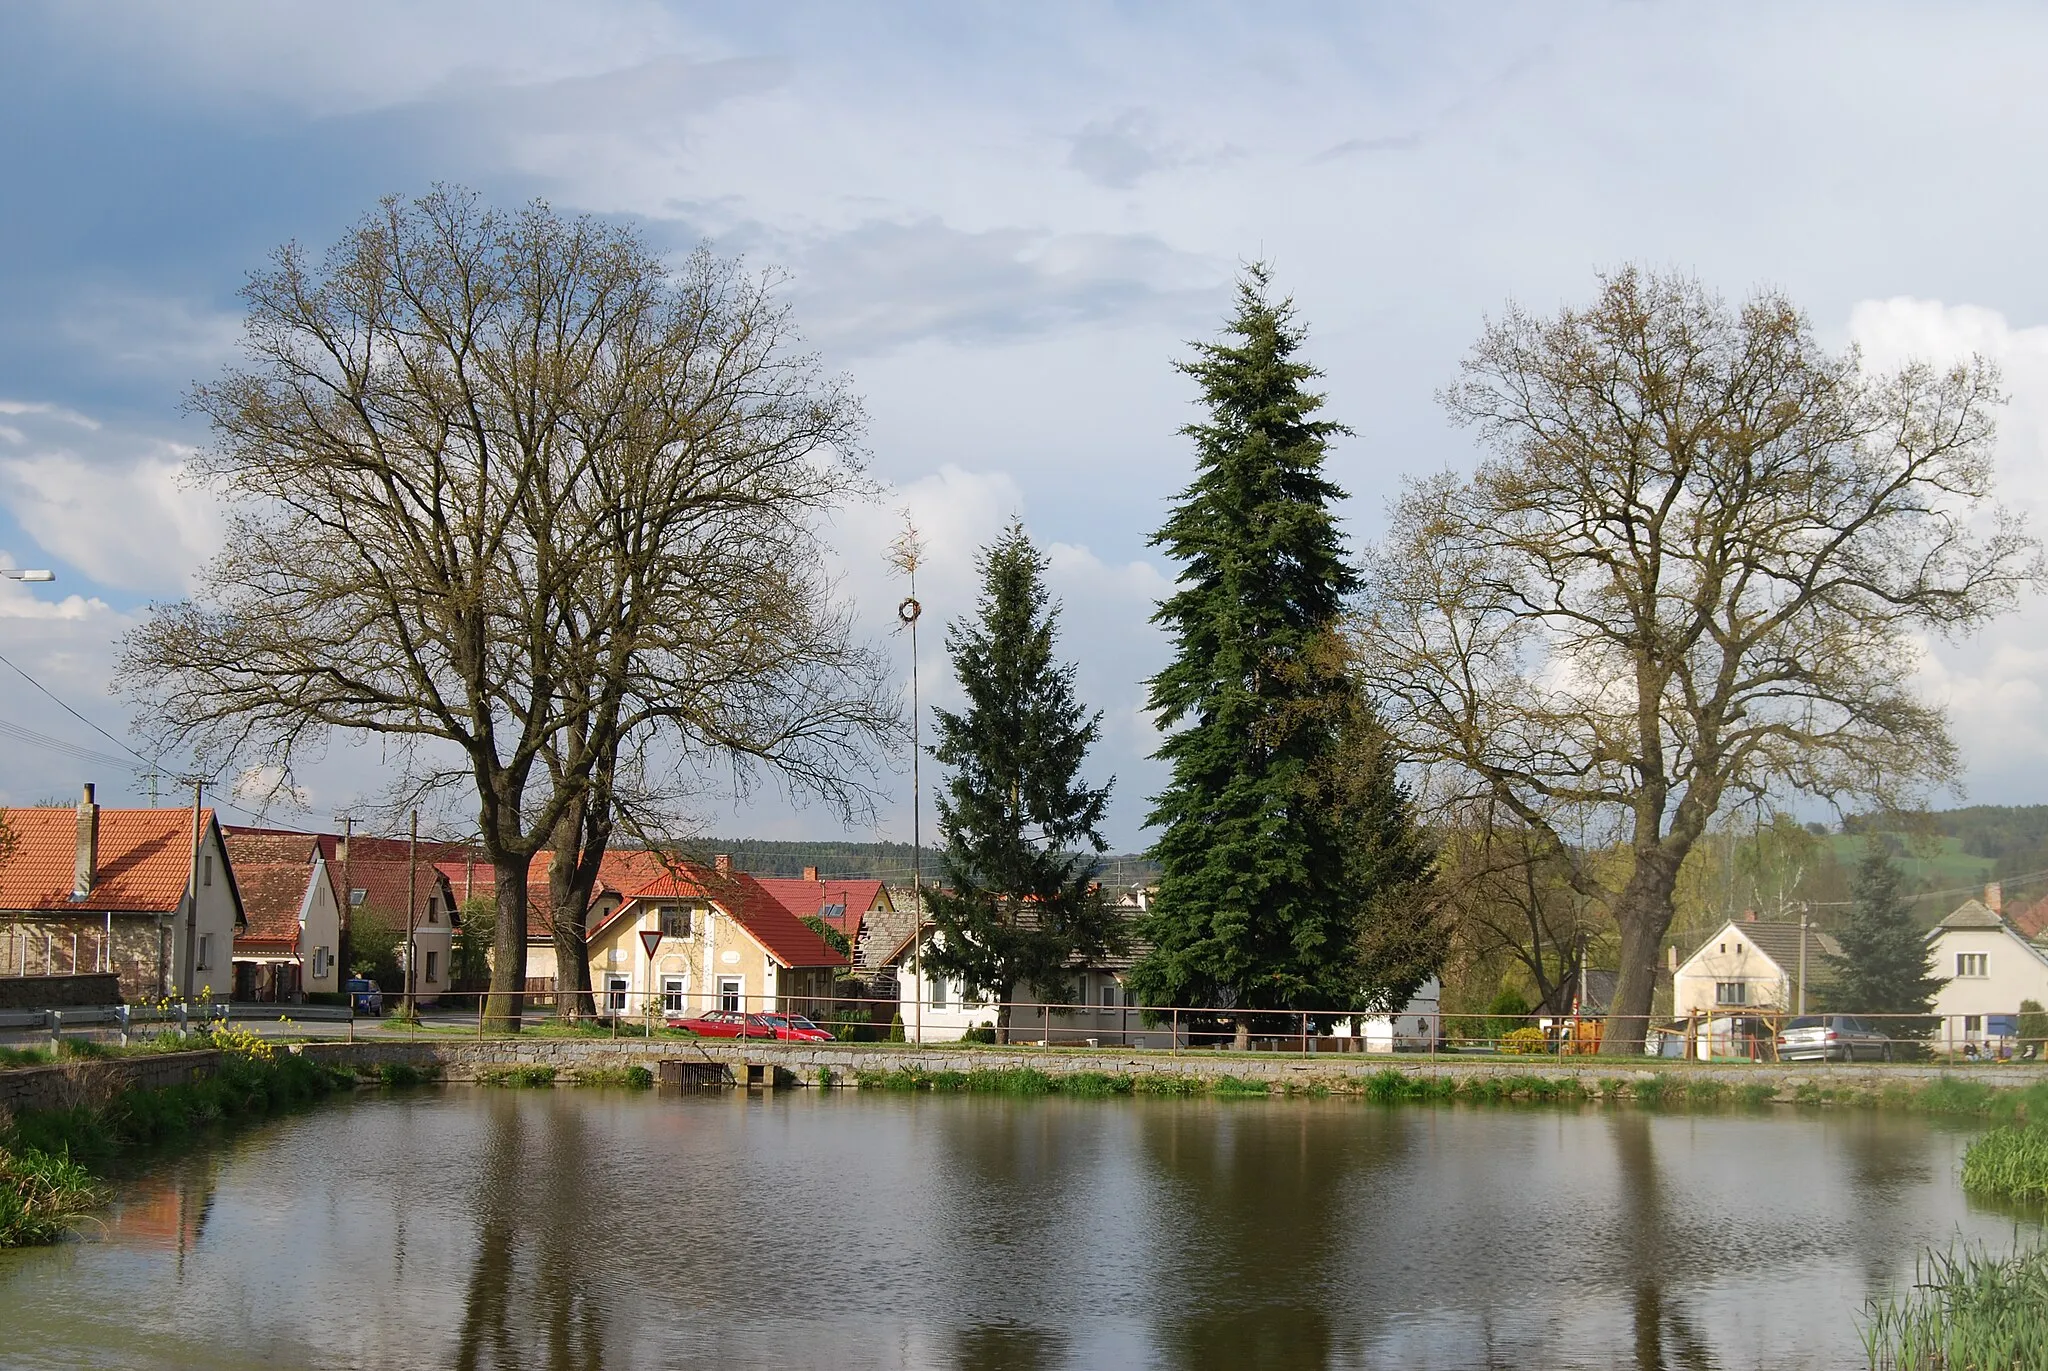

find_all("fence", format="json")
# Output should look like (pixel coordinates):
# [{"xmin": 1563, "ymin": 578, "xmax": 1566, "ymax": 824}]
[
  {"xmin": 4, "ymin": 986, "xmax": 2043, "ymax": 1065},
  {"xmin": 0, "ymin": 925, "xmax": 111, "ymax": 977}
]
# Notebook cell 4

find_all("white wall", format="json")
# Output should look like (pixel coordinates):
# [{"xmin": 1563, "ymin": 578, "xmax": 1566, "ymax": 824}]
[
  {"xmin": 1674, "ymin": 924, "xmax": 1800, "ymax": 1015},
  {"xmin": 1928, "ymin": 926, "xmax": 2048, "ymax": 1046}
]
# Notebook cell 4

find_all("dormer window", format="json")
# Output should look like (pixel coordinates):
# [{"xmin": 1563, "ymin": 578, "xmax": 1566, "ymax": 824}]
[
  {"xmin": 350, "ymin": 889, "xmax": 368, "ymax": 908},
  {"xmin": 661, "ymin": 906, "xmax": 693, "ymax": 938}
]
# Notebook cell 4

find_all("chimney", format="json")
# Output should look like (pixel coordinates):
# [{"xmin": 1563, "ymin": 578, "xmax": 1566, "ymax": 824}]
[
  {"xmin": 802, "ymin": 865, "xmax": 818, "ymax": 882},
  {"xmin": 714, "ymin": 853, "xmax": 732, "ymax": 875},
  {"xmin": 1985, "ymin": 882, "xmax": 2003, "ymax": 915},
  {"xmin": 1742, "ymin": 908, "xmax": 1757, "ymax": 923},
  {"xmin": 73, "ymin": 783, "xmax": 99, "ymax": 899}
]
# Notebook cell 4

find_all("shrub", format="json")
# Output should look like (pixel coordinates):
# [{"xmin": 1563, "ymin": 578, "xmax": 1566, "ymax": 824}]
[
  {"xmin": 378, "ymin": 1062, "xmax": 426, "ymax": 1088},
  {"xmin": 1960, "ymin": 1123, "xmax": 2048, "ymax": 1204},
  {"xmin": 1500, "ymin": 1027, "xmax": 1550, "ymax": 1055},
  {"xmin": 961, "ymin": 1022, "xmax": 997, "ymax": 1044},
  {"xmin": 887, "ymin": 1013, "xmax": 906, "ymax": 1043},
  {"xmin": 2020, "ymin": 1000, "xmax": 2048, "ymax": 1060}
]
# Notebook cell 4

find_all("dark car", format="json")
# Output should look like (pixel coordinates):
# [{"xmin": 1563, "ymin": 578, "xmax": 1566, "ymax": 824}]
[
  {"xmin": 669, "ymin": 1009, "xmax": 776, "ymax": 1039},
  {"xmin": 343, "ymin": 977, "xmax": 383, "ymax": 1016},
  {"xmin": 1777, "ymin": 1014, "xmax": 1893, "ymax": 1062}
]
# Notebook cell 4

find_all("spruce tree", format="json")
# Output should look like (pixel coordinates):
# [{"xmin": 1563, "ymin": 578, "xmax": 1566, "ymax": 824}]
[
  {"xmin": 1129, "ymin": 266, "xmax": 1436, "ymax": 1044},
  {"xmin": 924, "ymin": 521, "xmax": 1120, "ymax": 1041},
  {"xmin": 1829, "ymin": 838, "xmax": 1944, "ymax": 1033}
]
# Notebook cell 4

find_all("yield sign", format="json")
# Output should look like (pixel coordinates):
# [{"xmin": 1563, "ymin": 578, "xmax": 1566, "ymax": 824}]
[{"xmin": 639, "ymin": 930, "xmax": 663, "ymax": 961}]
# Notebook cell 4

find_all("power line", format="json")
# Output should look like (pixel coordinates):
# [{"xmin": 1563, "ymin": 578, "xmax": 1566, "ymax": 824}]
[{"xmin": 0, "ymin": 647, "xmax": 157, "ymax": 772}]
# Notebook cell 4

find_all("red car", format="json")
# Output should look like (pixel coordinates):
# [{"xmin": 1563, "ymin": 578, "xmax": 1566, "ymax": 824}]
[
  {"xmin": 755, "ymin": 1013, "xmax": 835, "ymax": 1042},
  {"xmin": 669, "ymin": 1009, "xmax": 775, "ymax": 1038}
]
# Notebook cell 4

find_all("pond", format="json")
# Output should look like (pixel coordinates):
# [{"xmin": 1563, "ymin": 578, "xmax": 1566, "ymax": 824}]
[{"xmin": 0, "ymin": 1089, "xmax": 2038, "ymax": 1370}]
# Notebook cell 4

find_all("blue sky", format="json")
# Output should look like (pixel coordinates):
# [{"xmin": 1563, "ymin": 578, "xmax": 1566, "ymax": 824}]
[{"xmin": 5, "ymin": 2, "xmax": 2048, "ymax": 848}]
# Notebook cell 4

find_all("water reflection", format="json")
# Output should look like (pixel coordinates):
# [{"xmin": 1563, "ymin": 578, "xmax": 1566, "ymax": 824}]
[
  {"xmin": 454, "ymin": 1092, "xmax": 605, "ymax": 1371},
  {"xmin": 0, "ymin": 1091, "xmax": 2038, "ymax": 1371}
]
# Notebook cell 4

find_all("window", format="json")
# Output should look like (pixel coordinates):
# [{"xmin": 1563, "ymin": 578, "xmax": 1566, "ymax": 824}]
[
  {"xmin": 427, "ymin": 902, "xmax": 438, "ymax": 925},
  {"xmin": 312, "ymin": 946, "xmax": 329, "ymax": 979},
  {"xmin": 204, "ymin": 855, "xmax": 213, "ymax": 887},
  {"xmin": 197, "ymin": 934, "xmax": 212, "ymax": 970},
  {"xmin": 350, "ymin": 889, "xmax": 368, "ymax": 909},
  {"xmin": 1964, "ymin": 1015, "xmax": 1984, "ymax": 1032},
  {"xmin": 1957, "ymin": 953, "xmax": 1988, "ymax": 978},
  {"xmin": 605, "ymin": 975, "xmax": 629, "ymax": 1013},
  {"xmin": 661, "ymin": 906, "xmax": 693, "ymax": 938},
  {"xmin": 1719, "ymin": 943, "xmax": 1726, "ymax": 954},
  {"xmin": 424, "ymin": 950, "xmax": 439, "ymax": 984},
  {"xmin": 719, "ymin": 977, "xmax": 742, "ymax": 1013},
  {"xmin": 1715, "ymin": 981, "xmax": 1746, "ymax": 1006},
  {"xmin": 662, "ymin": 976, "xmax": 687, "ymax": 1013},
  {"xmin": 931, "ymin": 978, "xmax": 948, "ymax": 1009},
  {"xmin": 1102, "ymin": 985, "xmax": 1117, "ymax": 1009}
]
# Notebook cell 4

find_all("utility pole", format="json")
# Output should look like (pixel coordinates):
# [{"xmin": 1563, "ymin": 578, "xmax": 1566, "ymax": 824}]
[
  {"xmin": 405, "ymin": 809, "xmax": 419, "ymax": 1020},
  {"xmin": 339, "ymin": 815, "xmax": 354, "ymax": 979},
  {"xmin": 181, "ymin": 779, "xmax": 204, "ymax": 1001},
  {"xmin": 891, "ymin": 514, "xmax": 927, "ymax": 1048},
  {"xmin": 1797, "ymin": 909, "xmax": 1809, "ymax": 1016}
]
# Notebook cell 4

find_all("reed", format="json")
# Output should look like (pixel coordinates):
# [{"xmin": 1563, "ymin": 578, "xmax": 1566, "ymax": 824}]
[
  {"xmin": 1959, "ymin": 1123, "xmax": 2048, "ymax": 1205},
  {"xmin": 1861, "ymin": 1242, "xmax": 2048, "ymax": 1370}
]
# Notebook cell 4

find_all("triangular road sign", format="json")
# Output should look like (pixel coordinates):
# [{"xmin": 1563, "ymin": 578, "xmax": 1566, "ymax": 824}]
[{"xmin": 639, "ymin": 929, "xmax": 663, "ymax": 960}]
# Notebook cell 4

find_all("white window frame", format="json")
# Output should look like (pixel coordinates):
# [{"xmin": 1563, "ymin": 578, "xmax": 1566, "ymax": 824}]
[
  {"xmin": 718, "ymin": 976, "xmax": 743, "ymax": 1013},
  {"xmin": 1714, "ymin": 980, "xmax": 1746, "ymax": 1006},
  {"xmin": 1956, "ymin": 952, "xmax": 1988, "ymax": 978},
  {"xmin": 1101, "ymin": 985, "xmax": 1117, "ymax": 1010},
  {"xmin": 662, "ymin": 975, "xmax": 687, "ymax": 1014},
  {"xmin": 930, "ymin": 977, "xmax": 948, "ymax": 1010},
  {"xmin": 605, "ymin": 974, "xmax": 629, "ymax": 1013}
]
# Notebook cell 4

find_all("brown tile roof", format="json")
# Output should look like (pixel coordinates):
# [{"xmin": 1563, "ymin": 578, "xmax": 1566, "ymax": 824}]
[
  {"xmin": 232, "ymin": 863, "xmax": 313, "ymax": 949},
  {"xmin": 524, "ymin": 849, "xmax": 677, "ymax": 938},
  {"xmin": 616, "ymin": 866, "xmax": 848, "ymax": 970},
  {"xmin": 1940, "ymin": 898, "xmax": 2006, "ymax": 930},
  {"xmin": 222, "ymin": 831, "xmax": 320, "ymax": 867},
  {"xmin": 2008, "ymin": 895, "xmax": 2048, "ymax": 942},
  {"xmin": 0, "ymin": 805, "xmax": 219, "ymax": 913}
]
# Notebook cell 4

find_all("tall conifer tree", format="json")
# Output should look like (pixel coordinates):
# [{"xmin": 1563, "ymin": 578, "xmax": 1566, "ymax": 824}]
[
  {"xmin": 1829, "ymin": 839, "xmax": 1944, "ymax": 1032},
  {"xmin": 1130, "ymin": 266, "xmax": 1437, "ymax": 1044},
  {"xmin": 925, "ymin": 521, "xmax": 1120, "ymax": 1040}
]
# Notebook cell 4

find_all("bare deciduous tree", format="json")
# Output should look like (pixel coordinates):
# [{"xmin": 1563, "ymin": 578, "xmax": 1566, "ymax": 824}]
[
  {"xmin": 1356, "ymin": 268, "xmax": 2039, "ymax": 1053},
  {"xmin": 120, "ymin": 189, "xmax": 893, "ymax": 1030}
]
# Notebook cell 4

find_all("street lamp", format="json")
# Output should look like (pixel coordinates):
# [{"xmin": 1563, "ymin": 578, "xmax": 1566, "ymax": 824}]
[{"xmin": 2, "ymin": 569, "xmax": 54, "ymax": 582}]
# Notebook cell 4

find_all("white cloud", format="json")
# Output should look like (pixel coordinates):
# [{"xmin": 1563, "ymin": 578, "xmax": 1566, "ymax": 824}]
[
  {"xmin": 58, "ymin": 290, "xmax": 243, "ymax": 377},
  {"xmin": 0, "ymin": 405, "xmax": 222, "ymax": 593},
  {"xmin": 1845, "ymin": 299, "xmax": 2048, "ymax": 805}
]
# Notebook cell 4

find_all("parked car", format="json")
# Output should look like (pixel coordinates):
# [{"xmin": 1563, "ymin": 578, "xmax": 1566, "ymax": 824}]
[
  {"xmin": 754, "ymin": 1012, "xmax": 835, "ymax": 1042},
  {"xmin": 1776, "ymin": 1014, "xmax": 1893, "ymax": 1062},
  {"xmin": 668, "ymin": 1009, "xmax": 775, "ymax": 1039},
  {"xmin": 343, "ymin": 977, "xmax": 383, "ymax": 1016}
]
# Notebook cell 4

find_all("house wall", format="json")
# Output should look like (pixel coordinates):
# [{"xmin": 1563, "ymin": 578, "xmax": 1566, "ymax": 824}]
[
  {"xmin": 889, "ymin": 961, "xmax": 1185, "ymax": 1047},
  {"xmin": 1928, "ymin": 926, "xmax": 2048, "ymax": 1046},
  {"xmin": 174, "ymin": 826, "xmax": 241, "ymax": 1001},
  {"xmin": 586, "ymin": 899, "xmax": 823, "ymax": 1019},
  {"xmin": 1675, "ymin": 927, "xmax": 1798, "ymax": 1015},
  {"xmin": 301, "ymin": 860, "xmax": 342, "ymax": 995},
  {"xmin": 1, "ymin": 915, "xmax": 165, "ymax": 999}
]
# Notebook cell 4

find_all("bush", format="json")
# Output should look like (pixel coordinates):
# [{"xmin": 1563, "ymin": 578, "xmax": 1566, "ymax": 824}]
[
  {"xmin": 887, "ymin": 1013, "xmax": 906, "ymax": 1043},
  {"xmin": 961, "ymin": 1022, "xmax": 997, "ymax": 1044},
  {"xmin": 2020, "ymin": 999, "xmax": 2048, "ymax": 1059},
  {"xmin": 1500, "ymin": 1026, "xmax": 1551, "ymax": 1055}
]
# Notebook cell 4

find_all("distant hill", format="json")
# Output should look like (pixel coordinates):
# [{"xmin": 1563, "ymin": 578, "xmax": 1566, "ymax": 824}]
[
  {"xmin": 1843, "ymin": 805, "xmax": 2048, "ymax": 882},
  {"xmin": 677, "ymin": 838, "xmax": 1159, "ymax": 888}
]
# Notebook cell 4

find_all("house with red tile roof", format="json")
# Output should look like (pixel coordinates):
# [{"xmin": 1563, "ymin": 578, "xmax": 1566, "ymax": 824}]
[
  {"xmin": 225, "ymin": 827, "xmax": 458, "ymax": 1005},
  {"xmin": 581, "ymin": 855, "xmax": 847, "ymax": 1019},
  {"xmin": 749, "ymin": 868, "xmax": 894, "ymax": 972},
  {"xmin": 0, "ymin": 785, "xmax": 243, "ymax": 1002},
  {"xmin": 222, "ymin": 831, "xmax": 343, "ymax": 1001}
]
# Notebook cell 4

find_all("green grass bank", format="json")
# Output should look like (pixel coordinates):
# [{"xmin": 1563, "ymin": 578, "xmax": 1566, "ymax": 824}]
[{"xmin": 1862, "ymin": 1243, "xmax": 2048, "ymax": 1370}]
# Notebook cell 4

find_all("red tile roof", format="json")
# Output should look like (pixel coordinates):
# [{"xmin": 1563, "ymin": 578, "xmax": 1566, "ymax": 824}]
[
  {"xmin": 750, "ymin": 875, "xmax": 888, "ymax": 960},
  {"xmin": 615, "ymin": 866, "xmax": 848, "ymax": 969},
  {"xmin": 524, "ymin": 849, "xmax": 678, "ymax": 938},
  {"xmin": 231, "ymin": 862, "xmax": 314, "ymax": 949},
  {"xmin": 0, "ymin": 805, "xmax": 219, "ymax": 913}
]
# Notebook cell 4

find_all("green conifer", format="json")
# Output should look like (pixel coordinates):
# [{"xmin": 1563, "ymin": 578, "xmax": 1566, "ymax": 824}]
[
  {"xmin": 1129, "ymin": 266, "xmax": 1438, "ymax": 1044},
  {"xmin": 1829, "ymin": 839, "xmax": 1944, "ymax": 1031},
  {"xmin": 924, "ymin": 521, "xmax": 1120, "ymax": 1041}
]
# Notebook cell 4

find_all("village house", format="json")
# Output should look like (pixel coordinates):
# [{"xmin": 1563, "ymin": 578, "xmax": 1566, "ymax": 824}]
[
  {"xmin": 226, "ymin": 827, "xmax": 457, "ymax": 1006},
  {"xmin": 0, "ymin": 785, "xmax": 242, "ymax": 1002},
  {"xmin": 223, "ymin": 831, "xmax": 343, "ymax": 1002},
  {"xmin": 749, "ymin": 867, "xmax": 898, "ymax": 975},
  {"xmin": 1673, "ymin": 915, "xmax": 1840, "ymax": 1017},
  {"xmin": 587, "ymin": 861, "xmax": 846, "ymax": 1019},
  {"xmin": 1926, "ymin": 884, "xmax": 2048, "ymax": 1054}
]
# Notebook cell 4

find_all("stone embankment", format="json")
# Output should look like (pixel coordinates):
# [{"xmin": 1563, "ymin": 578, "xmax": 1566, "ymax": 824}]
[
  {"xmin": 303, "ymin": 1037, "xmax": 2046, "ymax": 1095},
  {"xmin": 0, "ymin": 1049, "xmax": 223, "ymax": 1115}
]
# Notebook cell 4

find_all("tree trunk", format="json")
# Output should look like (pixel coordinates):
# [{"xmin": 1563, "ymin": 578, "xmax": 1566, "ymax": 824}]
[
  {"xmin": 1602, "ymin": 848, "xmax": 1686, "ymax": 1055},
  {"xmin": 483, "ymin": 854, "xmax": 529, "ymax": 1033},
  {"xmin": 548, "ymin": 797, "xmax": 599, "ymax": 1024},
  {"xmin": 994, "ymin": 992, "xmax": 1013, "ymax": 1045}
]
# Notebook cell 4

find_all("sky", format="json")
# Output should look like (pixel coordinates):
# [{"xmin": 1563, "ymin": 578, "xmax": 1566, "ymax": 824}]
[{"xmin": 4, "ymin": 2, "xmax": 2048, "ymax": 850}]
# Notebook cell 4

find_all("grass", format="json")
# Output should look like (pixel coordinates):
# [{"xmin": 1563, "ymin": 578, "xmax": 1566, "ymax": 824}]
[
  {"xmin": 1960, "ymin": 1123, "xmax": 2048, "ymax": 1205},
  {"xmin": 571, "ymin": 1065, "xmax": 654, "ymax": 1090},
  {"xmin": 475, "ymin": 1065, "xmax": 558, "ymax": 1088},
  {"xmin": 852, "ymin": 1065, "xmax": 1233, "ymax": 1097},
  {"xmin": 0, "ymin": 1041, "xmax": 352, "ymax": 1247},
  {"xmin": 1861, "ymin": 1242, "xmax": 2048, "ymax": 1370}
]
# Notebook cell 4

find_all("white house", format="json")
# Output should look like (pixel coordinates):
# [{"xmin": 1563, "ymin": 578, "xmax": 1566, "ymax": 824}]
[
  {"xmin": 1331, "ymin": 978, "xmax": 1442, "ymax": 1051},
  {"xmin": 1926, "ymin": 893, "xmax": 2048, "ymax": 1054},
  {"xmin": 1674, "ymin": 917, "xmax": 1840, "ymax": 1016}
]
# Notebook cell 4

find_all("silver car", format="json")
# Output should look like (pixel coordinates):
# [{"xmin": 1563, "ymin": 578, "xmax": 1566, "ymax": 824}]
[{"xmin": 1776, "ymin": 1014, "xmax": 1894, "ymax": 1062}]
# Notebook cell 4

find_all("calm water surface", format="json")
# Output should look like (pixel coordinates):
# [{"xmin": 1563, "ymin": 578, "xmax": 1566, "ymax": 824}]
[{"xmin": 0, "ymin": 1089, "xmax": 2038, "ymax": 1371}]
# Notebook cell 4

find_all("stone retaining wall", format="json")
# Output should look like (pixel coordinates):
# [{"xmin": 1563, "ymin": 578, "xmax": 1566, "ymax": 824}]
[
  {"xmin": 0, "ymin": 1050, "xmax": 221, "ymax": 1116},
  {"xmin": 299, "ymin": 1037, "xmax": 2048, "ymax": 1095},
  {"xmin": 0, "ymin": 974, "xmax": 121, "ymax": 1010}
]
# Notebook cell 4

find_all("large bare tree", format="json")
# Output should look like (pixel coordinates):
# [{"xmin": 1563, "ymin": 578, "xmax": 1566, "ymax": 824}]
[
  {"xmin": 120, "ymin": 189, "xmax": 892, "ymax": 1030},
  {"xmin": 1356, "ymin": 269, "xmax": 2039, "ymax": 1052}
]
